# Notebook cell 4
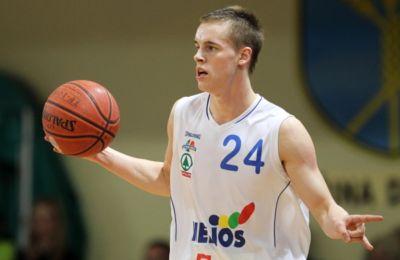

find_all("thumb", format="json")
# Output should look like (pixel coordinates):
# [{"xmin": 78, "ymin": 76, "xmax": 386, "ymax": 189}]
[{"xmin": 338, "ymin": 223, "xmax": 351, "ymax": 243}]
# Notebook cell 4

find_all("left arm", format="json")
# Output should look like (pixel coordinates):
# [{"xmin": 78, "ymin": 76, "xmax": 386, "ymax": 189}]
[{"xmin": 278, "ymin": 117, "xmax": 383, "ymax": 251}]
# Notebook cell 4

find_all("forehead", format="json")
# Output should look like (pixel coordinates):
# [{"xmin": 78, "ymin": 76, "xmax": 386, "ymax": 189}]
[{"xmin": 194, "ymin": 21, "xmax": 233, "ymax": 44}]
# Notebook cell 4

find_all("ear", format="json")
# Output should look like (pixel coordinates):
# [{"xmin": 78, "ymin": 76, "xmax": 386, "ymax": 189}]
[{"xmin": 238, "ymin": 47, "xmax": 252, "ymax": 68}]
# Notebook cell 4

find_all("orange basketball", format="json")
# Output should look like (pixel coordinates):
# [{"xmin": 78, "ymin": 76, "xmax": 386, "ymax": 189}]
[{"xmin": 42, "ymin": 80, "xmax": 120, "ymax": 157}]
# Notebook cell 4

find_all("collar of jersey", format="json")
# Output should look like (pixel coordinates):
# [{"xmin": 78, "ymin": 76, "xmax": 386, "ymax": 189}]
[{"xmin": 205, "ymin": 93, "xmax": 263, "ymax": 128}]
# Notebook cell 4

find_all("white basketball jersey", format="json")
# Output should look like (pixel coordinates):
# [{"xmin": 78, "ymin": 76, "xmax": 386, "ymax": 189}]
[{"xmin": 170, "ymin": 93, "xmax": 310, "ymax": 260}]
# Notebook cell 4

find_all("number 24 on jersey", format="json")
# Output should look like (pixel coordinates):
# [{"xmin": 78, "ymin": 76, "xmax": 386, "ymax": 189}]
[{"xmin": 220, "ymin": 134, "xmax": 265, "ymax": 174}]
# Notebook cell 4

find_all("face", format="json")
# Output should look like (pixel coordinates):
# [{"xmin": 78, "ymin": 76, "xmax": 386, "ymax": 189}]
[
  {"xmin": 194, "ymin": 21, "xmax": 242, "ymax": 93},
  {"xmin": 31, "ymin": 203, "xmax": 58, "ymax": 238},
  {"xmin": 145, "ymin": 246, "xmax": 169, "ymax": 260}
]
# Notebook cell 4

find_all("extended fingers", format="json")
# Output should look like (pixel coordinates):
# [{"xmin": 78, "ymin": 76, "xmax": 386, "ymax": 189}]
[
  {"xmin": 346, "ymin": 236, "xmax": 373, "ymax": 250},
  {"xmin": 362, "ymin": 236, "xmax": 374, "ymax": 251},
  {"xmin": 345, "ymin": 219, "xmax": 376, "ymax": 251},
  {"xmin": 347, "ymin": 215, "xmax": 384, "ymax": 225}
]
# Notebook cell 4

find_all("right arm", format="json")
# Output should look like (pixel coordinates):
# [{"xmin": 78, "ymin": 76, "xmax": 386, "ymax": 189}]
[
  {"xmin": 84, "ymin": 103, "xmax": 175, "ymax": 197},
  {"xmin": 279, "ymin": 117, "xmax": 383, "ymax": 250}
]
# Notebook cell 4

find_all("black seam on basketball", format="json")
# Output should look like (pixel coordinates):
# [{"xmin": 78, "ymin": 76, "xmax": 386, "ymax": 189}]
[
  {"xmin": 89, "ymin": 105, "xmax": 110, "ymax": 156},
  {"xmin": 90, "ymin": 89, "xmax": 113, "ymax": 152},
  {"xmin": 81, "ymin": 89, "xmax": 114, "ymax": 155},
  {"xmin": 46, "ymin": 99, "xmax": 115, "ymax": 138},
  {"xmin": 71, "ymin": 136, "xmax": 105, "ymax": 156},
  {"xmin": 68, "ymin": 82, "xmax": 119, "ymax": 124},
  {"xmin": 105, "ymin": 90, "xmax": 112, "ymax": 131},
  {"xmin": 44, "ymin": 129, "xmax": 105, "ymax": 156},
  {"xmin": 106, "ymin": 90, "xmax": 119, "ymax": 126},
  {"xmin": 44, "ymin": 129, "xmax": 104, "ymax": 142},
  {"xmin": 79, "ymin": 89, "xmax": 113, "ymax": 156},
  {"xmin": 68, "ymin": 82, "xmax": 109, "ymax": 122},
  {"xmin": 105, "ymin": 91, "xmax": 119, "ymax": 125}
]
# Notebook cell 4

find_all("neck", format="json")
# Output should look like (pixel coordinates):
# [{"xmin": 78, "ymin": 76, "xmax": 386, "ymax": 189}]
[{"xmin": 208, "ymin": 76, "xmax": 257, "ymax": 124}]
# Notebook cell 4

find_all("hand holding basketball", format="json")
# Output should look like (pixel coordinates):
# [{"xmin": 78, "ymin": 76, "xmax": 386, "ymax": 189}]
[{"xmin": 42, "ymin": 80, "xmax": 120, "ymax": 157}]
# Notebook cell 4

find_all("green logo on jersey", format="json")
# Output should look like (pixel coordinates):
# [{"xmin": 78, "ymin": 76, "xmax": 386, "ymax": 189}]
[{"xmin": 180, "ymin": 153, "xmax": 193, "ymax": 171}]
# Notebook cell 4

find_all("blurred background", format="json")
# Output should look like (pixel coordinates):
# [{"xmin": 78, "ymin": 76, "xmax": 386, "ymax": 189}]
[{"xmin": 0, "ymin": 0, "xmax": 399, "ymax": 259}]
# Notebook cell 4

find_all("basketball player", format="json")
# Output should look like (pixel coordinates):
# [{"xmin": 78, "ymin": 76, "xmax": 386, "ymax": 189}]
[{"xmin": 48, "ymin": 6, "xmax": 383, "ymax": 259}]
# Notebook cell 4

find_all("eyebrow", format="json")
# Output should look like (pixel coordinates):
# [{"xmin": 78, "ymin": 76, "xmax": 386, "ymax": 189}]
[{"xmin": 194, "ymin": 40, "xmax": 220, "ymax": 46}]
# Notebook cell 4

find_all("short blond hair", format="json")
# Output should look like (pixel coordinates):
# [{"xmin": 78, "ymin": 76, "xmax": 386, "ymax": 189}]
[{"xmin": 200, "ymin": 6, "xmax": 264, "ymax": 73}]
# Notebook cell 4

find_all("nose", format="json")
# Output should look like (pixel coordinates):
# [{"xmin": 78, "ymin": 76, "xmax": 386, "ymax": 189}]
[{"xmin": 193, "ymin": 49, "xmax": 205, "ymax": 63}]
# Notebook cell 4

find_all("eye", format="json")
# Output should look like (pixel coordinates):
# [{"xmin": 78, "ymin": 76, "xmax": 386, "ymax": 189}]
[{"xmin": 207, "ymin": 45, "xmax": 217, "ymax": 51}]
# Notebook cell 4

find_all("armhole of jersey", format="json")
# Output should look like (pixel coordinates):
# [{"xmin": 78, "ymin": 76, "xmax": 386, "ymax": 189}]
[
  {"xmin": 272, "ymin": 114, "xmax": 312, "ymax": 227},
  {"xmin": 172, "ymin": 97, "xmax": 187, "ymax": 148},
  {"xmin": 270, "ymin": 114, "xmax": 294, "ymax": 181}
]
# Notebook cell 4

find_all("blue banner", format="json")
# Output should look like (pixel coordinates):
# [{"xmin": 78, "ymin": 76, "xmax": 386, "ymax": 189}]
[{"xmin": 303, "ymin": 0, "xmax": 400, "ymax": 154}]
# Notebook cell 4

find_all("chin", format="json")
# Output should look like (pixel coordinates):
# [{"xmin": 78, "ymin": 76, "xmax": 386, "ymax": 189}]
[
  {"xmin": 197, "ymin": 83, "xmax": 206, "ymax": 92},
  {"xmin": 197, "ymin": 82, "xmax": 212, "ymax": 93}
]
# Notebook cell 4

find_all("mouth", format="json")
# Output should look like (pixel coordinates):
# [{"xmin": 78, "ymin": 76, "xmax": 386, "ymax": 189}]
[{"xmin": 196, "ymin": 67, "xmax": 208, "ymax": 79}]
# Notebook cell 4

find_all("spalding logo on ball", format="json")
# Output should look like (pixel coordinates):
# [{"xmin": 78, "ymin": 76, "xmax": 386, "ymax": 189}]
[{"xmin": 42, "ymin": 80, "xmax": 120, "ymax": 157}]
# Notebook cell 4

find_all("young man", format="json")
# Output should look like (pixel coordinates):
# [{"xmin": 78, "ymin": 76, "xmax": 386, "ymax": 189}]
[{"xmin": 52, "ymin": 6, "xmax": 383, "ymax": 259}]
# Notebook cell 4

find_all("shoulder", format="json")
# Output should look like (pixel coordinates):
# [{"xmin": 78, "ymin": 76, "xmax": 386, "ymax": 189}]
[
  {"xmin": 168, "ymin": 92, "xmax": 207, "ymax": 132},
  {"xmin": 279, "ymin": 117, "xmax": 312, "ymax": 147},
  {"xmin": 173, "ymin": 92, "xmax": 208, "ymax": 119},
  {"xmin": 175, "ymin": 92, "xmax": 208, "ymax": 108},
  {"xmin": 280, "ymin": 117, "xmax": 304, "ymax": 134},
  {"xmin": 279, "ymin": 117, "xmax": 316, "ymax": 164},
  {"xmin": 169, "ymin": 93, "xmax": 205, "ymax": 117},
  {"xmin": 256, "ymin": 96, "xmax": 291, "ymax": 119}
]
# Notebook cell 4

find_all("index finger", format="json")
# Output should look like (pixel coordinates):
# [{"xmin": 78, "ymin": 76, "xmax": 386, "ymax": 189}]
[{"xmin": 347, "ymin": 215, "xmax": 384, "ymax": 225}]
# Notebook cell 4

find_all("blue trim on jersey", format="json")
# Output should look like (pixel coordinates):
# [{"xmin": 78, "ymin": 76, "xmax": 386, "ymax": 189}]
[
  {"xmin": 273, "ymin": 181, "xmax": 291, "ymax": 248},
  {"xmin": 171, "ymin": 198, "xmax": 178, "ymax": 241},
  {"xmin": 205, "ymin": 94, "xmax": 210, "ymax": 120},
  {"xmin": 235, "ymin": 97, "xmax": 263, "ymax": 124},
  {"xmin": 206, "ymin": 95, "xmax": 263, "ymax": 123}
]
